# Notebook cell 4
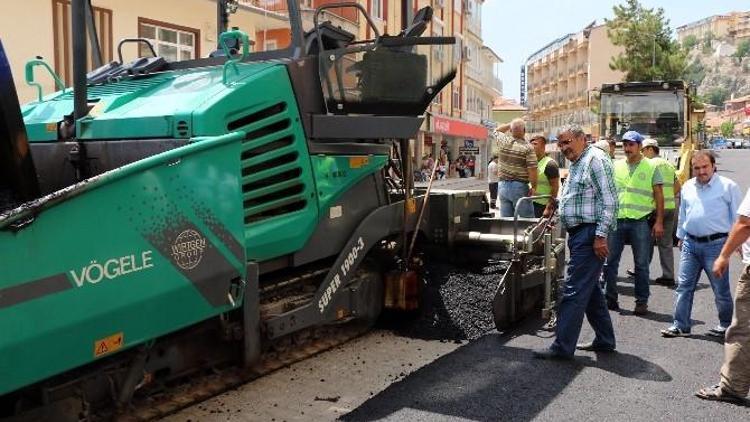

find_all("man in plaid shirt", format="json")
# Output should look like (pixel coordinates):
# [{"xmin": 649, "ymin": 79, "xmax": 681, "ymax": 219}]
[{"xmin": 534, "ymin": 124, "xmax": 619, "ymax": 360}]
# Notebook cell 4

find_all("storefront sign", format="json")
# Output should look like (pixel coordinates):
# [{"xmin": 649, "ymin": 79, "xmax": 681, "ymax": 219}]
[
  {"xmin": 459, "ymin": 140, "xmax": 479, "ymax": 154},
  {"xmin": 431, "ymin": 115, "xmax": 489, "ymax": 139}
]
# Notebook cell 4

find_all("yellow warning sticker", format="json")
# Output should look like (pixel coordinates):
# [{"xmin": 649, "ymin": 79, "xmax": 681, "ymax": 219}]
[
  {"xmin": 45, "ymin": 123, "xmax": 56, "ymax": 133},
  {"xmin": 349, "ymin": 156, "xmax": 369, "ymax": 168},
  {"xmin": 94, "ymin": 332, "xmax": 124, "ymax": 358}
]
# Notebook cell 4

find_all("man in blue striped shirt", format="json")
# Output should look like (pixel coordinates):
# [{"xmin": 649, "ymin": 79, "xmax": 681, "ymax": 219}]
[
  {"xmin": 533, "ymin": 124, "xmax": 619, "ymax": 360},
  {"xmin": 661, "ymin": 151, "xmax": 741, "ymax": 338}
]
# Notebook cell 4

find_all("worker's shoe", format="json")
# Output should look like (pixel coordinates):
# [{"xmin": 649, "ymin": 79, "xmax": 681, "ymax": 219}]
[
  {"xmin": 696, "ymin": 384, "xmax": 748, "ymax": 405},
  {"xmin": 661, "ymin": 326, "xmax": 689, "ymax": 337},
  {"xmin": 576, "ymin": 342, "xmax": 616, "ymax": 353},
  {"xmin": 706, "ymin": 325, "xmax": 728, "ymax": 338},
  {"xmin": 655, "ymin": 277, "xmax": 676, "ymax": 287},
  {"xmin": 633, "ymin": 303, "xmax": 649, "ymax": 315},
  {"xmin": 607, "ymin": 299, "xmax": 620, "ymax": 311},
  {"xmin": 532, "ymin": 348, "xmax": 573, "ymax": 361}
]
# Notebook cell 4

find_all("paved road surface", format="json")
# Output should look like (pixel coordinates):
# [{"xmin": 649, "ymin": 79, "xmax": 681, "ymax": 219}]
[
  {"xmin": 345, "ymin": 149, "xmax": 750, "ymax": 421},
  {"xmin": 170, "ymin": 149, "xmax": 750, "ymax": 421}
]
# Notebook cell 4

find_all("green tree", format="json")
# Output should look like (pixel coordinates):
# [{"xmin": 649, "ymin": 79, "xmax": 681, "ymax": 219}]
[
  {"xmin": 704, "ymin": 87, "xmax": 730, "ymax": 106},
  {"xmin": 720, "ymin": 120, "xmax": 735, "ymax": 138},
  {"xmin": 735, "ymin": 40, "xmax": 750, "ymax": 59},
  {"xmin": 682, "ymin": 34, "xmax": 698, "ymax": 49},
  {"xmin": 683, "ymin": 59, "xmax": 705, "ymax": 85},
  {"xmin": 702, "ymin": 32, "xmax": 715, "ymax": 54},
  {"xmin": 606, "ymin": 0, "xmax": 687, "ymax": 82}
]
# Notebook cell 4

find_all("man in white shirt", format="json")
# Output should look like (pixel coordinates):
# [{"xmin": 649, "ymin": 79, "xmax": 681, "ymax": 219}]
[
  {"xmin": 488, "ymin": 155, "xmax": 499, "ymax": 209},
  {"xmin": 696, "ymin": 187, "xmax": 750, "ymax": 404}
]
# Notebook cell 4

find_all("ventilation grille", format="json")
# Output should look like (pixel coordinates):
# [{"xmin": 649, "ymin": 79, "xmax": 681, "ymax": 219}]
[
  {"xmin": 229, "ymin": 102, "xmax": 308, "ymax": 224},
  {"xmin": 57, "ymin": 74, "xmax": 171, "ymax": 100},
  {"xmin": 176, "ymin": 120, "xmax": 189, "ymax": 137}
]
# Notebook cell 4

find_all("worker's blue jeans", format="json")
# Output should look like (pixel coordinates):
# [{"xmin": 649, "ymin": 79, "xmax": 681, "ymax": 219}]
[
  {"xmin": 498, "ymin": 180, "xmax": 534, "ymax": 218},
  {"xmin": 603, "ymin": 218, "xmax": 652, "ymax": 305},
  {"xmin": 551, "ymin": 224, "xmax": 616, "ymax": 356},
  {"xmin": 672, "ymin": 237, "xmax": 734, "ymax": 332}
]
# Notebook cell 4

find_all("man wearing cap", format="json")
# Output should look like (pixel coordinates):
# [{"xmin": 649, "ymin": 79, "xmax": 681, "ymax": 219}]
[
  {"xmin": 603, "ymin": 130, "xmax": 665, "ymax": 315},
  {"xmin": 661, "ymin": 150, "xmax": 740, "ymax": 338},
  {"xmin": 496, "ymin": 119, "xmax": 537, "ymax": 218},
  {"xmin": 642, "ymin": 138, "xmax": 681, "ymax": 286},
  {"xmin": 530, "ymin": 135, "xmax": 560, "ymax": 218}
]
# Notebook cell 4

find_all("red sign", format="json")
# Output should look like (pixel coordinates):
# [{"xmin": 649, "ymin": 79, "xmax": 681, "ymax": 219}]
[{"xmin": 431, "ymin": 115, "xmax": 488, "ymax": 139}]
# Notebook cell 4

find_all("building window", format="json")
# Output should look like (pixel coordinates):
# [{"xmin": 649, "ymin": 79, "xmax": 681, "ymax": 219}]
[
  {"xmin": 432, "ymin": 19, "xmax": 444, "ymax": 61},
  {"xmin": 52, "ymin": 0, "xmax": 113, "ymax": 86},
  {"xmin": 371, "ymin": 0, "xmax": 383, "ymax": 19},
  {"xmin": 265, "ymin": 39, "xmax": 278, "ymax": 51},
  {"xmin": 138, "ymin": 18, "xmax": 200, "ymax": 62}
]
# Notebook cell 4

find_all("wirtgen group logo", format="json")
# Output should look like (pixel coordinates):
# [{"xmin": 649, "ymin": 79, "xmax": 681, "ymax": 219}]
[{"xmin": 171, "ymin": 229, "xmax": 207, "ymax": 270}]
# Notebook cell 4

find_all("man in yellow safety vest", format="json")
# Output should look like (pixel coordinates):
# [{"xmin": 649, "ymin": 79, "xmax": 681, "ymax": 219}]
[
  {"xmin": 602, "ymin": 131, "xmax": 665, "ymax": 315},
  {"xmin": 530, "ymin": 135, "xmax": 560, "ymax": 218},
  {"xmin": 642, "ymin": 138, "xmax": 681, "ymax": 286}
]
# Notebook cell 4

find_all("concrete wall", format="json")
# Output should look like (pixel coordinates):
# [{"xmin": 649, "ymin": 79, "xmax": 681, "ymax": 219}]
[
  {"xmin": 492, "ymin": 109, "xmax": 524, "ymax": 125},
  {"xmin": 586, "ymin": 25, "xmax": 624, "ymax": 91},
  {"xmin": 1, "ymin": 0, "xmax": 57, "ymax": 103}
]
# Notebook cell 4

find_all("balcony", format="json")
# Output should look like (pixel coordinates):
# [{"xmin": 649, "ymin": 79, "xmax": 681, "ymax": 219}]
[
  {"xmin": 465, "ymin": 65, "xmax": 482, "ymax": 82},
  {"xmin": 492, "ymin": 77, "xmax": 503, "ymax": 95},
  {"xmin": 467, "ymin": 19, "xmax": 482, "ymax": 37},
  {"xmin": 240, "ymin": 0, "xmax": 289, "ymax": 13},
  {"xmin": 464, "ymin": 110, "xmax": 482, "ymax": 124}
]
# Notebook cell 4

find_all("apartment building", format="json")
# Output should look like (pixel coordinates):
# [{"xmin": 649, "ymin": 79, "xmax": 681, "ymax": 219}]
[
  {"xmin": 729, "ymin": 12, "xmax": 750, "ymax": 40},
  {"xmin": 676, "ymin": 11, "xmax": 750, "ymax": 42},
  {"xmin": 525, "ymin": 23, "xmax": 623, "ymax": 137},
  {"xmin": 416, "ymin": 0, "xmax": 502, "ymax": 177},
  {"xmin": 1, "ymin": 0, "xmax": 501, "ymax": 174}
]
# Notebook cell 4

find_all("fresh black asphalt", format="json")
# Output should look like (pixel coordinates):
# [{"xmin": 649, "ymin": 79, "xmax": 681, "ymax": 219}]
[{"xmin": 346, "ymin": 149, "xmax": 750, "ymax": 421}]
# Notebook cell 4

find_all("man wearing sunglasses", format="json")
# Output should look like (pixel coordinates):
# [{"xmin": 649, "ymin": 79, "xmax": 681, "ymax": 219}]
[{"xmin": 533, "ymin": 124, "xmax": 618, "ymax": 360}]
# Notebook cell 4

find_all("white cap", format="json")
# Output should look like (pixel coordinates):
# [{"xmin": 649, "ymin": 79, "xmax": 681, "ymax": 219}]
[
  {"xmin": 641, "ymin": 138, "xmax": 659, "ymax": 149},
  {"xmin": 593, "ymin": 139, "xmax": 610, "ymax": 153}
]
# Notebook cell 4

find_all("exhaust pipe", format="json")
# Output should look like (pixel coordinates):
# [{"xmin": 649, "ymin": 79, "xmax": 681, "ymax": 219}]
[{"xmin": 72, "ymin": 0, "xmax": 88, "ymax": 121}]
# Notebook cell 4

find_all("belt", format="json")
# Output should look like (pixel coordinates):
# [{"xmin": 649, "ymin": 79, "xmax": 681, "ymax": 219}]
[
  {"xmin": 686, "ymin": 232, "xmax": 728, "ymax": 243},
  {"xmin": 566, "ymin": 223, "xmax": 596, "ymax": 235},
  {"xmin": 618, "ymin": 216, "xmax": 649, "ymax": 222}
]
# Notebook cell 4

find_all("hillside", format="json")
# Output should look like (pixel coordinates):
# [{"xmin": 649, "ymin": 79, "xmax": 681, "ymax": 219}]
[{"xmin": 683, "ymin": 35, "xmax": 750, "ymax": 107}]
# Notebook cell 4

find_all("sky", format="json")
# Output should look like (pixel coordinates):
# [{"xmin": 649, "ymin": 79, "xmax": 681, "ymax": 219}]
[{"xmin": 481, "ymin": 0, "xmax": 750, "ymax": 103}]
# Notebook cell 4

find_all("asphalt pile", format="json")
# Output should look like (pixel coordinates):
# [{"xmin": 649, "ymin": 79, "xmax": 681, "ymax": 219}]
[{"xmin": 382, "ymin": 261, "xmax": 509, "ymax": 341}]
